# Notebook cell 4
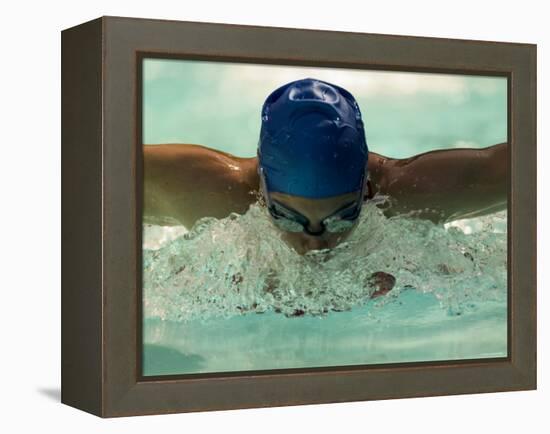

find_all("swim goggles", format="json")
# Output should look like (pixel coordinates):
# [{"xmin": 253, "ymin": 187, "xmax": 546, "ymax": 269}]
[{"xmin": 258, "ymin": 166, "xmax": 366, "ymax": 236}]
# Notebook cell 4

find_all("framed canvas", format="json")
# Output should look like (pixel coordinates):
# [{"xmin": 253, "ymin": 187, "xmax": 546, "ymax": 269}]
[{"xmin": 61, "ymin": 15, "xmax": 537, "ymax": 417}]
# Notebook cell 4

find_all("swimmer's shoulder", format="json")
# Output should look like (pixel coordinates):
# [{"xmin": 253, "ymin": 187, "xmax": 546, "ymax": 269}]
[
  {"xmin": 143, "ymin": 144, "xmax": 260, "ymax": 226},
  {"xmin": 367, "ymin": 151, "xmax": 393, "ymax": 195},
  {"xmin": 144, "ymin": 143, "xmax": 241, "ymax": 167},
  {"xmin": 144, "ymin": 143, "xmax": 257, "ymax": 187}
]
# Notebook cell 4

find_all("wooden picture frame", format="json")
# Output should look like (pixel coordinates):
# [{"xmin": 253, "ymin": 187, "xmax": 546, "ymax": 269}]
[{"xmin": 61, "ymin": 15, "xmax": 537, "ymax": 417}]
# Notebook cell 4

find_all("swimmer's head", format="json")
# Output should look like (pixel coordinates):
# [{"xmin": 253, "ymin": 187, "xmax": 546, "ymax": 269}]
[
  {"xmin": 257, "ymin": 77, "xmax": 368, "ymax": 198},
  {"xmin": 257, "ymin": 78, "xmax": 369, "ymax": 254}
]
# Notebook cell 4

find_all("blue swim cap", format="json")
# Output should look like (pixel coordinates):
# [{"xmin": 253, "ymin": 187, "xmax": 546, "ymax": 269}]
[{"xmin": 258, "ymin": 77, "xmax": 368, "ymax": 199}]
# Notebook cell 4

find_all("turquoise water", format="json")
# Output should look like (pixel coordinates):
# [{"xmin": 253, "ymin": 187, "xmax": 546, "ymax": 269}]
[
  {"xmin": 142, "ymin": 203, "xmax": 507, "ymax": 375},
  {"xmin": 141, "ymin": 59, "xmax": 508, "ymax": 376},
  {"xmin": 143, "ymin": 59, "xmax": 507, "ymax": 158},
  {"xmin": 143, "ymin": 295, "xmax": 506, "ymax": 375}
]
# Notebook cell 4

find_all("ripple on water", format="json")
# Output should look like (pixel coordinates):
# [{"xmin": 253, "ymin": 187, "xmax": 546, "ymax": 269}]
[{"xmin": 142, "ymin": 200, "xmax": 507, "ymax": 322}]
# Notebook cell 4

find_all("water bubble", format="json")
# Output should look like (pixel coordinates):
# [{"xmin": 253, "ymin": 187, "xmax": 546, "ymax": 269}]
[{"xmin": 143, "ymin": 203, "xmax": 507, "ymax": 322}]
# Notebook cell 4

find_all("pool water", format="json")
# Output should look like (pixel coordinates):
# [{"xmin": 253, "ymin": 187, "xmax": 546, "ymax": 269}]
[{"xmin": 142, "ymin": 200, "xmax": 507, "ymax": 376}]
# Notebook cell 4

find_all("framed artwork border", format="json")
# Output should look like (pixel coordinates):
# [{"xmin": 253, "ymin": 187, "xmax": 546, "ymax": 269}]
[{"xmin": 61, "ymin": 15, "xmax": 537, "ymax": 417}]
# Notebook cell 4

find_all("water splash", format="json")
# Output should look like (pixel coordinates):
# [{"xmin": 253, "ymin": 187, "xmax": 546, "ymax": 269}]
[{"xmin": 143, "ymin": 200, "xmax": 507, "ymax": 322}]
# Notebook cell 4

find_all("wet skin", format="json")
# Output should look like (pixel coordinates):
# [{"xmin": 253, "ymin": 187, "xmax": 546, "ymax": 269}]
[{"xmin": 144, "ymin": 142, "xmax": 507, "ymax": 231}]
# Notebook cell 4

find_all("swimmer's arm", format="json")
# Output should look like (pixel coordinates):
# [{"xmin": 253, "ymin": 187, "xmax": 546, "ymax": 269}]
[
  {"xmin": 144, "ymin": 144, "xmax": 258, "ymax": 227},
  {"xmin": 372, "ymin": 142, "xmax": 507, "ymax": 223}
]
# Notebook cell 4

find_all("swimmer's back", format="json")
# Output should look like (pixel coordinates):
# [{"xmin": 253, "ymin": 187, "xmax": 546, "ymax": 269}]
[
  {"xmin": 143, "ymin": 142, "xmax": 507, "ymax": 227},
  {"xmin": 144, "ymin": 144, "xmax": 259, "ymax": 227},
  {"xmin": 144, "ymin": 143, "xmax": 388, "ymax": 227}
]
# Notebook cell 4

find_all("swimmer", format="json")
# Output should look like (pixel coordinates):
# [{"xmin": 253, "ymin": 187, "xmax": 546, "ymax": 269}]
[{"xmin": 144, "ymin": 77, "xmax": 507, "ymax": 261}]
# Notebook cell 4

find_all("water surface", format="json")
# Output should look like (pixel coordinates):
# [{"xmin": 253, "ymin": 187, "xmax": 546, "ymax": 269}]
[{"xmin": 142, "ymin": 202, "xmax": 507, "ymax": 375}]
